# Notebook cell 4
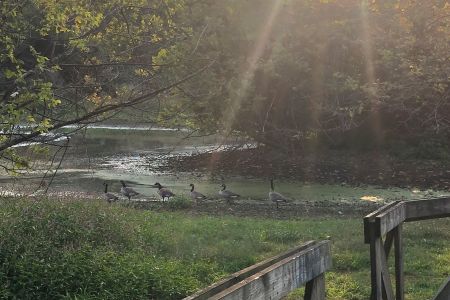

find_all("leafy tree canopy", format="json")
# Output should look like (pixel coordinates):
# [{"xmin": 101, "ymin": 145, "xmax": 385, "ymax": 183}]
[
  {"xmin": 0, "ymin": 0, "xmax": 214, "ymax": 171},
  {"xmin": 1, "ymin": 0, "xmax": 450, "ymax": 171},
  {"xmin": 161, "ymin": 0, "xmax": 450, "ymax": 153}
]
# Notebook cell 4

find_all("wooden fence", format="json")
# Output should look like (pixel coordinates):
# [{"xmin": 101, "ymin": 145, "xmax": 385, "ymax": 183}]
[
  {"xmin": 432, "ymin": 276, "xmax": 450, "ymax": 300},
  {"xmin": 364, "ymin": 197, "xmax": 450, "ymax": 300},
  {"xmin": 184, "ymin": 240, "xmax": 332, "ymax": 300}
]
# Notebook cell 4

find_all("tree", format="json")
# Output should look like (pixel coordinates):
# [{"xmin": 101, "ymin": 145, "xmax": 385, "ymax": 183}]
[
  {"xmin": 0, "ymin": 0, "xmax": 211, "ymax": 172},
  {"xmin": 160, "ymin": 0, "xmax": 450, "ymax": 153}
]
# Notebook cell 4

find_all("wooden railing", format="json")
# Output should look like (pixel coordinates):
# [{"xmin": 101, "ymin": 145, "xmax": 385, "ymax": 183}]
[
  {"xmin": 432, "ymin": 276, "xmax": 450, "ymax": 300},
  {"xmin": 364, "ymin": 197, "xmax": 450, "ymax": 300},
  {"xmin": 184, "ymin": 240, "xmax": 332, "ymax": 300}
]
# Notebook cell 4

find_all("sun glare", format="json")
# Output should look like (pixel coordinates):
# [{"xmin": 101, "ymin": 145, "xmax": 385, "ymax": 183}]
[
  {"xmin": 208, "ymin": 0, "xmax": 284, "ymax": 172},
  {"xmin": 360, "ymin": 0, "xmax": 382, "ymax": 145}
]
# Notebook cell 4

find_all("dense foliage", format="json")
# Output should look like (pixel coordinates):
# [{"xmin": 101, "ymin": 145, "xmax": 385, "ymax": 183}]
[
  {"xmin": 162, "ymin": 0, "xmax": 450, "ymax": 153},
  {"xmin": 1, "ymin": 0, "xmax": 449, "ymax": 171},
  {"xmin": 0, "ymin": 0, "xmax": 201, "ymax": 171}
]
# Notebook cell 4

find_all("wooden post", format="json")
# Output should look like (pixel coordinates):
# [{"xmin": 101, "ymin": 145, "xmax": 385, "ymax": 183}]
[
  {"xmin": 369, "ymin": 232, "xmax": 383, "ymax": 300},
  {"xmin": 381, "ymin": 230, "xmax": 395, "ymax": 299},
  {"xmin": 366, "ymin": 202, "xmax": 401, "ymax": 300},
  {"xmin": 305, "ymin": 273, "xmax": 325, "ymax": 300},
  {"xmin": 375, "ymin": 202, "xmax": 405, "ymax": 237},
  {"xmin": 379, "ymin": 238, "xmax": 395, "ymax": 300},
  {"xmin": 364, "ymin": 202, "xmax": 400, "ymax": 243},
  {"xmin": 394, "ymin": 225, "xmax": 404, "ymax": 300},
  {"xmin": 365, "ymin": 198, "xmax": 450, "ymax": 300},
  {"xmin": 384, "ymin": 231, "xmax": 394, "ymax": 259}
]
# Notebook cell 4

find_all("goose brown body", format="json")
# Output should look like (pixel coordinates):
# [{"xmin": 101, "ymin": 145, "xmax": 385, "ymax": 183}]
[
  {"xmin": 120, "ymin": 180, "xmax": 139, "ymax": 200},
  {"xmin": 269, "ymin": 179, "xmax": 288, "ymax": 209},
  {"xmin": 218, "ymin": 184, "xmax": 240, "ymax": 204},
  {"xmin": 103, "ymin": 182, "xmax": 118, "ymax": 203},
  {"xmin": 152, "ymin": 182, "xmax": 175, "ymax": 201},
  {"xmin": 190, "ymin": 183, "xmax": 206, "ymax": 202}
]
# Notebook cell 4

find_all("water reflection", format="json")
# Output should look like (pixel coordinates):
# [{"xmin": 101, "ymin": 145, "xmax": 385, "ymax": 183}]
[{"xmin": 1, "ymin": 128, "xmax": 449, "ymax": 203}]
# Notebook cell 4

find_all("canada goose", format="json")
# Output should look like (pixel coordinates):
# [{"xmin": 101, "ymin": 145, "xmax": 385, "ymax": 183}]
[
  {"xmin": 269, "ymin": 179, "xmax": 288, "ymax": 209},
  {"xmin": 120, "ymin": 180, "xmax": 139, "ymax": 200},
  {"xmin": 190, "ymin": 183, "xmax": 206, "ymax": 202},
  {"xmin": 151, "ymin": 182, "xmax": 175, "ymax": 201},
  {"xmin": 218, "ymin": 184, "xmax": 240, "ymax": 204},
  {"xmin": 103, "ymin": 182, "xmax": 118, "ymax": 203}
]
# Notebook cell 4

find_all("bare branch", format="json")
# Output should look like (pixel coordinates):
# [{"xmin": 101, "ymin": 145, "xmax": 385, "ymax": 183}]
[{"xmin": 0, "ymin": 60, "xmax": 215, "ymax": 152}]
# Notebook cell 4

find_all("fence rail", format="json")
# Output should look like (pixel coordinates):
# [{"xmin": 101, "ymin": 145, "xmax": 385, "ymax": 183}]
[
  {"xmin": 184, "ymin": 240, "xmax": 332, "ymax": 300},
  {"xmin": 364, "ymin": 197, "xmax": 450, "ymax": 300},
  {"xmin": 185, "ymin": 197, "xmax": 449, "ymax": 300},
  {"xmin": 432, "ymin": 277, "xmax": 450, "ymax": 300}
]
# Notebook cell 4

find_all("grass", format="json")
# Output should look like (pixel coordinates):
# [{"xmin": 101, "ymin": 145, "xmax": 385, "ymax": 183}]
[{"xmin": 0, "ymin": 197, "xmax": 448, "ymax": 299}]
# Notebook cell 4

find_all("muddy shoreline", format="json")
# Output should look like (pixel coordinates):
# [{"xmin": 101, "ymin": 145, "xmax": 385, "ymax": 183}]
[
  {"xmin": 132, "ymin": 199, "xmax": 380, "ymax": 219},
  {"xmin": 164, "ymin": 147, "xmax": 450, "ymax": 190}
]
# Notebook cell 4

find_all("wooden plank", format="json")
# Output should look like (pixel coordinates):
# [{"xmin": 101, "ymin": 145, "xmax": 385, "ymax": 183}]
[
  {"xmin": 379, "ymin": 239, "xmax": 395, "ymax": 300},
  {"xmin": 384, "ymin": 230, "xmax": 395, "ymax": 260},
  {"xmin": 366, "ymin": 202, "xmax": 401, "ymax": 299},
  {"xmin": 405, "ymin": 197, "xmax": 450, "ymax": 222},
  {"xmin": 183, "ymin": 241, "xmax": 316, "ymax": 300},
  {"xmin": 209, "ymin": 241, "xmax": 332, "ymax": 300},
  {"xmin": 364, "ymin": 201, "xmax": 400, "ymax": 243},
  {"xmin": 364, "ymin": 201, "xmax": 400, "ymax": 220},
  {"xmin": 381, "ymin": 230, "xmax": 395, "ymax": 299},
  {"xmin": 394, "ymin": 225, "xmax": 404, "ymax": 300},
  {"xmin": 375, "ymin": 202, "xmax": 405, "ymax": 237},
  {"xmin": 369, "ymin": 231, "xmax": 382, "ymax": 300},
  {"xmin": 432, "ymin": 276, "xmax": 450, "ymax": 300},
  {"xmin": 304, "ymin": 273, "xmax": 325, "ymax": 300}
]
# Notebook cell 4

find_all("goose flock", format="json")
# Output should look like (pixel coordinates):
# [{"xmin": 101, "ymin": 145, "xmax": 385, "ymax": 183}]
[{"xmin": 102, "ymin": 179, "xmax": 290, "ymax": 209}]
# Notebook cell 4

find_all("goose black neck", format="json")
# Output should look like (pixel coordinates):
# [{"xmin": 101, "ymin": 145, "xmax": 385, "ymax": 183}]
[
  {"xmin": 190, "ymin": 185, "xmax": 194, "ymax": 192},
  {"xmin": 221, "ymin": 184, "xmax": 226, "ymax": 191},
  {"xmin": 121, "ymin": 181, "xmax": 126, "ymax": 187},
  {"xmin": 270, "ymin": 179, "xmax": 274, "ymax": 191},
  {"xmin": 104, "ymin": 184, "xmax": 108, "ymax": 193}
]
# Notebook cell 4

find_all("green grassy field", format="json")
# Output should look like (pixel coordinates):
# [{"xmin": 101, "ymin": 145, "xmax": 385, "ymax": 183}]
[{"xmin": 0, "ymin": 198, "xmax": 448, "ymax": 299}]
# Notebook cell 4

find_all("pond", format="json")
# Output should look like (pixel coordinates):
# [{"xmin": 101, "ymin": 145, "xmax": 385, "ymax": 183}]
[{"xmin": 1, "ymin": 126, "xmax": 448, "ymax": 204}]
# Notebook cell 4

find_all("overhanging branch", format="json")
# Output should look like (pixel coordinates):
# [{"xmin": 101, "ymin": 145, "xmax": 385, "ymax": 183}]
[{"xmin": 0, "ymin": 60, "xmax": 215, "ymax": 152}]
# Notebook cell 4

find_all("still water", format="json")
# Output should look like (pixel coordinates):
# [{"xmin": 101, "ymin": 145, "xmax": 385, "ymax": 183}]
[{"xmin": 1, "ymin": 126, "xmax": 448, "ymax": 203}]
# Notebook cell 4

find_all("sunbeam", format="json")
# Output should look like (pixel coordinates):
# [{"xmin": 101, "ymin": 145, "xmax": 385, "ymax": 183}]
[
  {"xmin": 207, "ymin": 0, "xmax": 284, "ymax": 174},
  {"xmin": 360, "ymin": 0, "xmax": 383, "ymax": 146}
]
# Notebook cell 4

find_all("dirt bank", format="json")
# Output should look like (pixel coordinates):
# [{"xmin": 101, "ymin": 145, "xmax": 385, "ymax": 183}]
[{"xmin": 164, "ymin": 147, "xmax": 450, "ymax": 190}]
